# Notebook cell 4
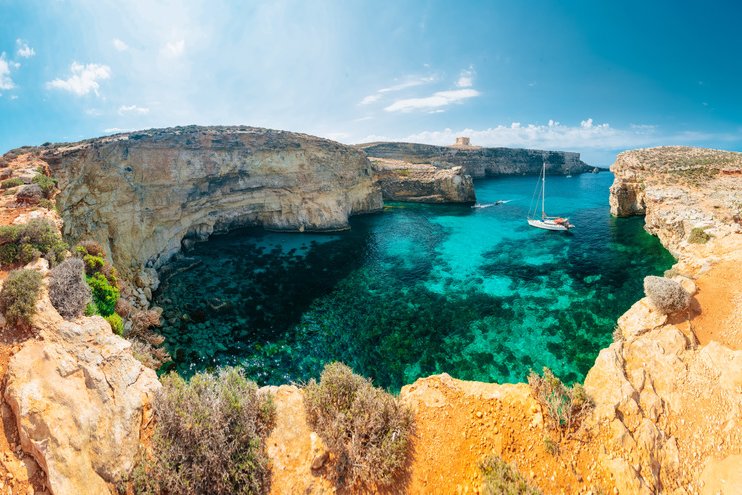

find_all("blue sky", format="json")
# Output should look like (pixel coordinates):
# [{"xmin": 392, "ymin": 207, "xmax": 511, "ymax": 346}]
[{"xmin": 1, "ymin": 0, "xmax": 741, "ymax": 165}]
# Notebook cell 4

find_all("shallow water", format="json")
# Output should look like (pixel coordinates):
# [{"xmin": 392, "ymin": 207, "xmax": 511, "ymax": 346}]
[{"xmin": 154, "ymin": 172, "xmax": 675, "ymax": 390}]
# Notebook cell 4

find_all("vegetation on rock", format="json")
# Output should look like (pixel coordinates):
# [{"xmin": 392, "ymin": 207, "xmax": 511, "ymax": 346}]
[
  {"xmin": 643, "ymin": 275, "xmax": 690, "ymax": 314},
  {"xmin": 31, "ymin": 173, "xmax": 57, "ymax": 198},
  {"xmin": 133, "ymin": 367, "xmax": 275, "ymax": 495},
  {"xmin": 527, "ymin": 367, "xmax": 593, "ymax": 442},
  {"xmin": 75, "ymin": 242, "xmax": 120, "ymax": 318},
  {"xmin": 105, "ymin": 313, "xmax": 124, "ymax": 335},
  {"xmin": 0, "ymin": 177, "xmax": 24, "ymax": 189},
  {"xmin": 688, "ymin": 227, "xmax": 712, "ymax": 244},
  {"xmin": 303, "ymin": 362, "xmax": 414, "ymax": 488},
  {"xmin": 479, "ymin": 455, "xmax": 542, "ymax": 495},
  {"xmin": 0, "ymin": 219, "xmax": 67, "ymax": 267},
  {"xmin": 49, "ymin": 258, "xmax": 91, "ymax": 319},
  {"xmin": 0, "ymin": 269, "xmax": 43, "ymax": 328}
]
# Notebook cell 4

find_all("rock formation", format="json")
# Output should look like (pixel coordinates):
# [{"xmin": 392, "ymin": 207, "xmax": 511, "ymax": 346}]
[
  {"xmin": 370, "ymin": 157, "xmax": 476, "ymax": 203},
  {"xmin": 40, "ymin": 126, "xmax": 383, "ymax": 278},
  {"xmin": 358, "ymin": 141, "xmax": 592, "ymax": 177}
]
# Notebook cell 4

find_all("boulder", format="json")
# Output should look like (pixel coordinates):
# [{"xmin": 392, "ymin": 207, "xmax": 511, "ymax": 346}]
[
  {"xmin": 15, "ymin": 184, "xmax": 44, "ymax": 205},
  {"xmin": 5, "ymin": 307, "xmax": 160, "ymax": 495}
]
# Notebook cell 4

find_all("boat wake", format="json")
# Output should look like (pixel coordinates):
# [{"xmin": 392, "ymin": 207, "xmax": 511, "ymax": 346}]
[{"xmin": 472, "ymin": 200, "xmax": 512, "ymax": 209}]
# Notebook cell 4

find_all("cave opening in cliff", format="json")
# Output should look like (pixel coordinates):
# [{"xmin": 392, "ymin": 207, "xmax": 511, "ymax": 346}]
[{"xmin": 153, "ymin": 173, "xmax": 674, "ymax": 391}]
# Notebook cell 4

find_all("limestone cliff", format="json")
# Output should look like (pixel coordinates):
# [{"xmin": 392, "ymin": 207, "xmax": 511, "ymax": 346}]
[
  {"xmin": 40, "ymin": 126, "xmax": 383, "ymax": 278},
  {"xmin": 358, "ymin": 141, "xmax": 593, "ymax": 177},
  {"xmin": 370, "ymin": 157, "xmax": 476, "ymax": 203}
]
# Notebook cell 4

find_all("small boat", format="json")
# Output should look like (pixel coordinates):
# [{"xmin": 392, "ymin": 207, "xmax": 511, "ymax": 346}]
[{"xmin": 527, "ymin": 162, "xmax": 574, "ymax": 231}]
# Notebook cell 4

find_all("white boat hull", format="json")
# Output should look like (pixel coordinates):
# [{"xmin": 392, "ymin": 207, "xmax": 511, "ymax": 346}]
[{"xmin": 527, "ymin": 219, "xmax": 572, "ymax": 231}]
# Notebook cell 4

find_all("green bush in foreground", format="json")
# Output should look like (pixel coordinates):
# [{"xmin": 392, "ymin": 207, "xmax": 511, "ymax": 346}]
[
  {"xmin": 0, "ymin": 269, "xmax": 43, "ymax": 328},
  {"xmin": 480, "ymin": 455, "xmax": 542, "ymax": 495},
  {"xmin": 303, "ymin": 362, "xmax": 414, "ymax": 488},
  {"xmin": 86, "ymin": 272, "xmax": 119, "ymax": 317},
  {"xmin": 134, "ymin": 367, "xmax": 275, "ymax": 495}
]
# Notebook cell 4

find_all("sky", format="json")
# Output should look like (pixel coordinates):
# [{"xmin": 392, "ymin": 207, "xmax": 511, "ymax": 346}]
[{"xmin": 1, "ymin": 0, "xmax": 741, "ymax": 165}]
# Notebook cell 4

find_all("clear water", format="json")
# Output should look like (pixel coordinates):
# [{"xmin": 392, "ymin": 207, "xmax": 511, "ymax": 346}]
[{"xmin": 154, "ymin": 173, "xmax": 674, "ymax": 391}]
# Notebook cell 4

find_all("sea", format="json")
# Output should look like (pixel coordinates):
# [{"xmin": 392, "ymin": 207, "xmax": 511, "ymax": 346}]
[{"xmin": 153, "ymin": 172, "xmax": 675, "ymax": 391}]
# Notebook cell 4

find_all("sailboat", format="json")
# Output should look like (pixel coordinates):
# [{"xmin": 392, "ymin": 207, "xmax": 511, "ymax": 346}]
[{"xmin": 527, "ymin": 162, "xmax": 574, "ymax": 231}]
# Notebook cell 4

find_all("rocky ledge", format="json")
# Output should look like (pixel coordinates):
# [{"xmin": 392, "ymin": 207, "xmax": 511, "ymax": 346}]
[
  {"xmin": 39, "ymin": 126, "xmax": 384, "ymax": 278},
  {"xmin": 370, "ymin": 157, "xmax": 476, "ymax": 203},
  {"xmin": 358, "ymin": 141, "xmax": 594, "ymax": 177}
]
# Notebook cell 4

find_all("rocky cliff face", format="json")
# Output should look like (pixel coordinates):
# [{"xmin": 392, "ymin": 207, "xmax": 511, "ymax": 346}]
[
  {"xmin": 40, "ymin": 126, "xmax": 383, "ymax": 278},
  {"xmin": 358, "ymin": 141, "xmax": 592, "ymax": 177},
  {"xmin": 370, "ymin": 157, "xmax": 476, "ymax": 203}
]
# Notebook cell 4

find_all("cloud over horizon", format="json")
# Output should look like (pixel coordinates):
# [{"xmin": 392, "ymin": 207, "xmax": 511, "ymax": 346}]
[
  {"xmin": 46, "ymin": 62, "xmax": 112, "ymax": 96},
  {"xmin": 384, "ymin": 88, "xmax": 480, "ymax": 112}
]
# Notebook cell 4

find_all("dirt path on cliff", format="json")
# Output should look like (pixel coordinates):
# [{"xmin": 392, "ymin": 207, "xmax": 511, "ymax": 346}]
[{"xmin": 691, "ymin": 259, "xmax": 742, "ymax": 350}]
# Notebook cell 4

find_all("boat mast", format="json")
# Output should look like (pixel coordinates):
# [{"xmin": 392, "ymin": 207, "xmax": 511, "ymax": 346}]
[{"xmin": 541, "ymin": 162, "xmax": 546, "ymax": 219}]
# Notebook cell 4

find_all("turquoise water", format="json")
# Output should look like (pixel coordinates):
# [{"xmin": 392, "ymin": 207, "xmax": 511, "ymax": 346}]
[{"xmin": 154, "ymin": 173, "xmax": 674, "ymax": 390}]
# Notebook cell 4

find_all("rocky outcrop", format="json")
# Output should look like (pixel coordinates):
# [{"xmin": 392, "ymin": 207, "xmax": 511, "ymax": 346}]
[
  {"xmin": 370, "ymin": 157, "xmax": 475, "ymax": 203},
  {"xmin": 358, "ymin": 141, "xmax": 592, "ymax": 177},
  {"xmin": 3, "ymin": 259, "xmax": 160, "ymax": 495},
  {"xmin": 38, "ymin": 126, "xmax": 383, "ymax": 278}
]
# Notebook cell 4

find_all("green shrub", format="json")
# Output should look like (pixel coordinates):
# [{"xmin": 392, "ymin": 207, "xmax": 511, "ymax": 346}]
[
  {"xmin": 1, "ymin": 178, "xmax": 24, "ymax": 189},
  {"xmin": 84, "ymin": 301, "xmax": 99, "ymax": 316},
  {"xmin": 527, "ymin": 367, "xmax": 593, "ymax": 442},
  {"xmin": 38, "ymin": 198, "xmax": 56, "ymax": 210},
  {"xmin": 83, "ymin": 254, "xmax": 105, "ymax": 274},
  {"xmin": 0, "ymin": 269, "xmax": 43, "ymax": 328},
  {"xmin": 688, "ymin": 227, "xmax": 712, "ymax": 244},
  {"xmin": 31, "ymin": 173, "xmax": 57, "ymax": 198},
  {"xmin": 86, "ymin": 272, "xmax": 119, "ymax": 316},
  {"xmin": 479, "ymin": 455, "xmax": 542, "ymax": 495},
  {"xmin": 105, "ymin": 313, "xmax": 124, "ymax": 335},
  {"xmin": 134, "ymin": 367, "xmax": 275, "ymax": 495},
  {"xmin": 303, "ymin": 362, "xmax": 414, "ymax": 488},
  {"xmin": 49, "ymin": 258, "xmax": 91, "ymax": 319},
  {"xmin": 0, "ymin": 219, "xmax": 67, "ymax": 267}
]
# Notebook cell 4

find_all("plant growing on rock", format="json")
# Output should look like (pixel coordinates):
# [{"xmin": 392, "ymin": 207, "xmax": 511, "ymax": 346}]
[
  {"xmin": 0, "ymin": 269, "xmax": 43, "ymax": 328},
  {"xmin": 0, "ymin": 219, "xmax": 67, "ymax": 267},
  {"xmin": 134, "ymin": 367, "xmax": 275, "ymax": 495},
  {"xmin": 74, "ymin": 242, "xmax": 120, "ymax": 319},
  {"xmin": 105, "ymin": 313, "xmax": 124, "ymax": 336},
  {"xmin": 31, "ymin": 173, "xmax": 57, "ymax": 198},
  {"xmin": 687, "ymin": 227, "xmax": 712, "ymax": 244},
  {"xmin": 0, "ymin": 177, "xmax": 24, "ymax": 189},
  {"xmin": 49, "ymin": 258, "xmax": 91, "ymax": 319},
  {"xmin": 643, "ymin": 275, "xmax": 690, "ymax": 314},
  {"xmin": 479, "ymin": 455, "xmax": 542, "ymax": 495},
  {"xmin": 527, "ymin": 367, "xmax": 593, "ymax": 442},
  {"xmin": 303, "ymin": 362, "xmax": 414, "ymax": 489}
]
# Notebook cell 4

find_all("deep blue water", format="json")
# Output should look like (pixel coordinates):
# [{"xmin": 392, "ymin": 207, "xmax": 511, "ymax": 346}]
[{"xmin": 154, "ymin": 172, "xmax": 675, "ymax": 391}]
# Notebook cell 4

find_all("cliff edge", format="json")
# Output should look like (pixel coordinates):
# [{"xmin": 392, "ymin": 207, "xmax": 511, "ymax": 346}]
[{"xmin": 358, "ymin": 141, "xmax": 593, "ymax": 177}]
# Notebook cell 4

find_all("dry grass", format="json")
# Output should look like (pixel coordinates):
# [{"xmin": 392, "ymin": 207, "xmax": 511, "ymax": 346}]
[
  {"xmin": 49, "ymin": 258, "xmax": 91, "ymax": 319},
  {"xmin": 643, "ymin": 275, "xmax": 690, "ymax": 314},
  {"xmin": 303, "ymin": 362, "xmax": 414, "ymax": 489},
  {"xmin": 527, "ymin": 367, "xmax": 593, "ymax": 442},
  {"xmin": 479, "ymin": 455, "xmax": 542, "ymax": 495},
  {"xmin": 134, "ymin": 367, "xmax": 275, "ymax": 495}
]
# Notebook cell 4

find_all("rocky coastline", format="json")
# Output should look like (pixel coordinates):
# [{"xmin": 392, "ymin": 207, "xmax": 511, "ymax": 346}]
[{"xmin": 0, "ymin": 137, "xmax": 739, "ymax": 494}]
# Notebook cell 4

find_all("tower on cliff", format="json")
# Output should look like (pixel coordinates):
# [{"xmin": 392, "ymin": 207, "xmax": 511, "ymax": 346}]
[{"xmin": 451, "ymin": 136, "xmax": 479, "ymax": 149}]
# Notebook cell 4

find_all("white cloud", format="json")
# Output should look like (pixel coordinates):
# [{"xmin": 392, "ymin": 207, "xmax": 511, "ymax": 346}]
[
  {"xmin": 456, "ymin": 67, "xmax": 474, "ymax": 88},
  {"xmin": 162, "ymin": 39, "xmax": 185, "ymax": 57},
  {"xmin": 118, "ymin": 104, "xmax": 150, "ymax": 115},
  {"xmin": 113, "ymin": 38, "xmax": 129, "ymax": 52},
  {"xmin": 385, "ymin": 88, "xmax": 480, "ymax": 112},
  {"xmin": 85, "ymin": 108, "xmax": 103, "ymax": 116},
  {"xmin": 16, "ymin": 39, "xmax": 35, "ymax": 58},
  {"xmin": 103, "ymin": 127, "xmax": 131, "ymax": 134},
  {"xmin": 46, "ymin": 62, "xmax": 111, "ymax": 96},
  {"xmin": 358, "ymin": 75, "xmax": 435, "ymax": 105},
  {"xmin": 0, "ymin": 54, "xmax": 15, "ymax": 90}
]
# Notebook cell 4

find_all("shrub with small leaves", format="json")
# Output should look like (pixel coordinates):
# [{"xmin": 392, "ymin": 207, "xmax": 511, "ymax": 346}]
[
  {"xmin": 479, "ymin": 455, "xmax": 542, "ymax": 495},
  {"xmin": 1, "ymin": 177, "xmax": 24, "ymax": 189},
  {"xmin": 643, "ymin": 275, "xmax": 690, "ymax": 314},
  {"xmin": 303, "ymin": 362, "xmax": 414, "ymax": 488},
  {"xmin": 0, "ymin": 269, "xmax": 43, "ymax": 328},
  {"xmin": 133, "ymin": 367, "xmax": 275, "ymax": 495},
  {"xmin": 104, "ymin": 313, "xmax": 124, "ymax": 335},
  {"xmin": 688, "ymin": 227, "xmax": 712, "ymax": 244},
  {"xmin": 49, "ymin": 258, "xmax": 91, "ymax": 319},
  {"xmin": 86, "ymin": 272, "xmax": 119, "ymax": 316},
  {"xmin": 527, "ymin": 367, "xmax": 594, "ymax": 442},
  {"xmin": 31, "ymin": 173, "xmax": 57, "ymax": 198},
  {"xmin": 0, "ymin": 219, "xmax": 67, "ymax": 267}
]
